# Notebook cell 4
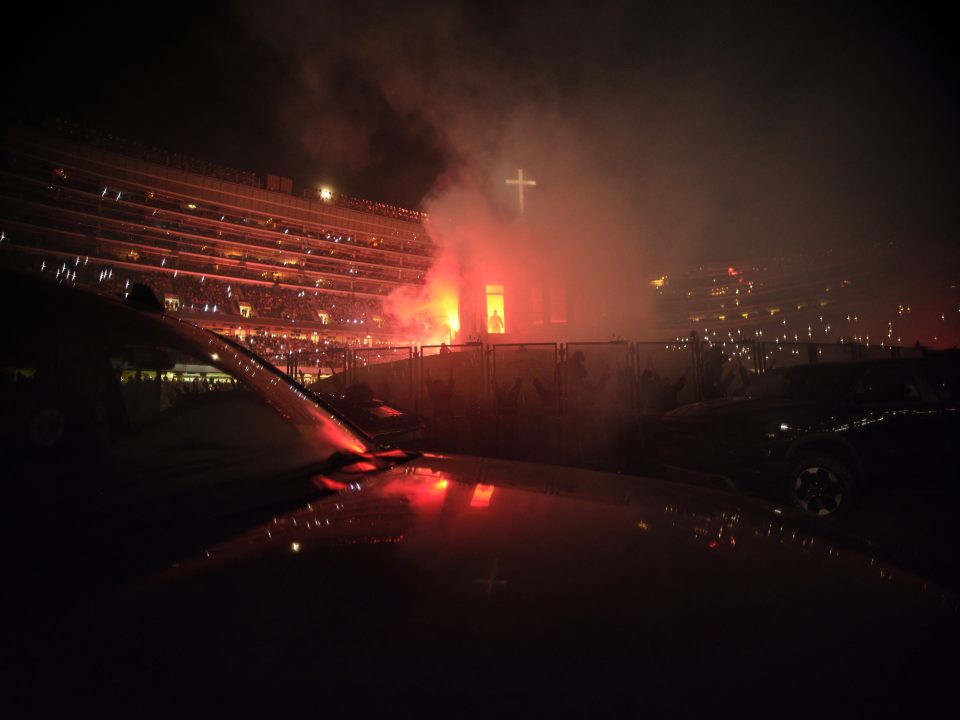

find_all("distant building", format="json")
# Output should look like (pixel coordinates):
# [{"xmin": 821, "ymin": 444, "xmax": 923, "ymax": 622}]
[
  {"xmin": 0, "ymin": 121, "xmax": 435, "ymax": 364},
  {"xmin": 648, "ymin": 249, "xmax": 959, "ymax": 349}
]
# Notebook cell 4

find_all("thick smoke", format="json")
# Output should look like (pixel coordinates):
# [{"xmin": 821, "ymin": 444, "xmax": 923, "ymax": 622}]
[{"xmin": 234, "ymin": 0, "xmax": 959, "ymax": 343}]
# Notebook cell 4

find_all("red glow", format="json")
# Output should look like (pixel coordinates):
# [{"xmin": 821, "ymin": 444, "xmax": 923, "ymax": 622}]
[
  {"xmin": 729, "ymin": 536, "xmax": 736, "ymax": 547},
  {"xmin": 342, "ymin": 461, "xmax": 378, "ymax": 473},
  {"xmin": 313, "ymin": 476, "xmax": 348, "ymax": 490},
  {"xmin": 378, "ymin": 471, "xmax": 450, "ymax": 512},
  {"xmin": 727, "ymin": 267, "xmax": 739, "ymax": 276},
  {"xmin": 708, "ymin": 540, "xmax": 719, "ymax": 550},
  {"xmin": 384, "ymin": 244, "xmax": 460, "ymax": 345},
  {"xmin": 470, "ymin": 484, "xmax": 495, "ymax": 508}
]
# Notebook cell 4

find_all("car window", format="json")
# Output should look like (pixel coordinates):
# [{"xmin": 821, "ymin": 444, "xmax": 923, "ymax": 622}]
[
  {"xmin": 741, "ymin": 364, "xmax": 859, "ymax": 403},
  {"xmin": 104, "ymin": 340, "xmax": 312, "ymax": 480},
  {"xmin": 110, "ymin": 344, "xmax": 245, "ymax": 427},
  {"xmin": 855, "ymin": 363, "xmax": 921, "ymax": 404},
  {"xmin": 920, "ymin": 360, "xmax": 960, "ymax": 403},
  {"xmin": 3, "ymin": 293, "xmax": 372, "ymax": 514}
]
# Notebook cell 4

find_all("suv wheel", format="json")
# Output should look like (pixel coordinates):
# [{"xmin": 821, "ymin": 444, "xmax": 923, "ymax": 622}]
[{"xmin": 788, "ymin": 452, "xmax": 855, "ymax": 519}]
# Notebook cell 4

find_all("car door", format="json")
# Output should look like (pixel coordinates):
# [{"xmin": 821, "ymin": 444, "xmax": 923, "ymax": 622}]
[
  {"xmin": 912, "ymin": 358, "xmax": 960, "ymax": 492},
  {"xmin": 847, "ymin": 361, "xmax": 941, "ymax": 491}
]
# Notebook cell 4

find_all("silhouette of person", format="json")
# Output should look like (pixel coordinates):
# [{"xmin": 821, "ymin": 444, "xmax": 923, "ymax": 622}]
[
  {"xmin": 566, "ymin": 351, "xmax": 588, "ymax": 385},
  {"xmin": 639, "ymin": 367, "xmax": 662, "ymax": 416},
  {"xmin": 425, "ymin": 368, "xmax": 456, "ymax": 448},
  {"xmin": 532, "ymin": 377, "xmax": 557, "ymax": 409},
  {"xmin": 488, "ymin": 309, "xmax": 504, "ymax": 334},
  {"xmin": 702, "ymin": 348, "xmax": 741, "ymax": 399},
  {"xmin": 439, "ymin": 342, "xmax": 451, "ymax": 355},
  {"xmin": 701, "ymin": 347, "xmax": 728, "ymax": 400},
  {"xmin": 565, "ymin": 351, "xmax": 608, "ymax": 394},
  {"xmin": 562, "ymin": 351, "xmax": 609, "ymax": 415},
  {"xmin": 492, "ymin": 377, "xmax": 523, "ymax": 415},
  {"xmin": 425, "ymin": 368, "xmax": 455, "ymax": 417},
  {"xmin": 659, "ymin": 371, "xmax": 688, "ymax": 412}
]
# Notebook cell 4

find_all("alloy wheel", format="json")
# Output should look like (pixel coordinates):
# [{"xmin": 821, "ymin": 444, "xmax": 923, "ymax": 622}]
[{"xmin": 794, "ymin": 466, "xmax": 844, "ymax": 516}]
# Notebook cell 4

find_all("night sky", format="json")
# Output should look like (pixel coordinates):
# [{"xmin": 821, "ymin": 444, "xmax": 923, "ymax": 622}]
[{"xmin": 6, "ymin": 1, "xmax": 959, "ymax": 269}]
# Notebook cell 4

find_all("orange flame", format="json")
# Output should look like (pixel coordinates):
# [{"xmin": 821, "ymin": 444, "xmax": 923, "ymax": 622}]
[{"xmin": 385, "ymin": 247, "xmax": 460, "ymax": 345}]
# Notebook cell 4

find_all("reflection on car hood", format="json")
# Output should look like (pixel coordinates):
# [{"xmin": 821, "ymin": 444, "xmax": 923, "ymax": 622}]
[
  {"xmin": 172, "ymin": 453, "xmax": 948, "ymax": 591},
  {"xmin": 10, "ymin": 455, "xmax": 958, "ymax": 716}
]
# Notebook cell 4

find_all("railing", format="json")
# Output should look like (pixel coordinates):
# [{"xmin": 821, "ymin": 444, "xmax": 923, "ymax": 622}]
[{"xmin": 296, "ymin": 337, "xmax": 931, "ymax": 467}]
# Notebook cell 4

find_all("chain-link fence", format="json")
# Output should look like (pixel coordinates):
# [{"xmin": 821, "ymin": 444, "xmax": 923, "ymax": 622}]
[
  {"xmin": 352, "ymin": 346, "xmax": 414, "ymax": 408},
  {"xmin": 281, "ymin": 337, "xmax": 928, "ymax": 469},
  {"xmin": 490, "ymin": 343, "xmax": 560, "ymax": 461},
  {"xmin": 419, "ymin": 344, "xmax": 486, "ymax": 454},
  {"xmin": 300, "ymin": 348, "xmax": 350, "ymax": 392},
  {"xmin": 633, "ymin": 341, "xmax": 697, "ymax": 414}
]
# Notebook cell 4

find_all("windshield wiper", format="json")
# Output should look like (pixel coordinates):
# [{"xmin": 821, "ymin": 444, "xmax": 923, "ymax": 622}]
[{"xmin": 321, "ymin": 448, "xmax": 421, "ymax": 474}]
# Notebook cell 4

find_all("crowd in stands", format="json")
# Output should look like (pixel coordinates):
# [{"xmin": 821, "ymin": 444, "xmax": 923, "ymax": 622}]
[
  {"xmin": 323, "ymin": 193, "xmax": 428, "ymax": 224},
  {"xmin": 242, "ymin": 335, "xmax": 354, "ymax": 365},
  {"xmin": 231, "ymin": 283, "xmax": 381, "ymax": 325},
  {"xmin": 1, "ymin": 248, "xmax": 389, "ymax": 331}
]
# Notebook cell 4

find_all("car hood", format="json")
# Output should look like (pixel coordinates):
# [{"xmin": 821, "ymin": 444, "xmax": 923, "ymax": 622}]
[{"xmin": 9, "ymin": 454, "xmax": 958, "ymax": 716}]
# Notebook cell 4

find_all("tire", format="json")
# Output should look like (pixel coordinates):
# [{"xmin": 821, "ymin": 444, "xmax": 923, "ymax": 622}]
[{"xmin": 787, "ymin": 452, "xmax": 856, "ymax": 519}]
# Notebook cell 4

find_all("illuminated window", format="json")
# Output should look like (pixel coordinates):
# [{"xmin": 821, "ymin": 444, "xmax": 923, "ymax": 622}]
[
  {"xmin": 318, "ymin": 311, "xmax": 330, "ymax": 325},
  {"xmin": 486, "ymin": 284, "xmax": 505, "ymax": 334},
  {"xmin": 239, "ymin": 304, "xmax": 252, "ymax": 318},
  {"xmin": 164, "ymin": 295, "xmax": 181, "ymax": 311}
]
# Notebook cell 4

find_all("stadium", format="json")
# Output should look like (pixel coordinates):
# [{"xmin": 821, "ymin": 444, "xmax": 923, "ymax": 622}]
[
  {"xmin": 2, "ymin": 120, "xmax": 956, "ymax": 465},
  {"xmin": 0, "ymin": 120, "xmax": 435, "ymax": 379}
]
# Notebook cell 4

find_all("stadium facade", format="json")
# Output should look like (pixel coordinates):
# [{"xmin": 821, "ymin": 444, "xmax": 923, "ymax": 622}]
[{"xmin": 0, "ymin": 121, "xmax": 434, "ymax": 371}]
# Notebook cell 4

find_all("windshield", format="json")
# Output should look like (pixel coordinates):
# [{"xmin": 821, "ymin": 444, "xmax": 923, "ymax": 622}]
[
  {"xmin": 2, "ymin": 284, "xmax": 377, "ymax": 517},
  {"xmin": 178, "ymin": 320, "xmax": 375, "ymax": 456},
  {"xmin": 739, "ymin": 364, "xmax": 860, "ymax": 403}
]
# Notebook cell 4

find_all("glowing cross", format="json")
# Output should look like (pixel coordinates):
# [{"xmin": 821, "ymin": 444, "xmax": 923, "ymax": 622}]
[
  {"xmin": 475, "ymin": 558, "xmax": 508, "ymax": 595},
  {"xmin": 505, "ymin": 168, "xmax": 536, "ymax": 214}
]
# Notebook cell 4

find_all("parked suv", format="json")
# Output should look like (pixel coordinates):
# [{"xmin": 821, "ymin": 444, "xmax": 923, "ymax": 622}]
[{"xmin": 655, "ymin": 357, "xmax": 960, "ymax": 517}]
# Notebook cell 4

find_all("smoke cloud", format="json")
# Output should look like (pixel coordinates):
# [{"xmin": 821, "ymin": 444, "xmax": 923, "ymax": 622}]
[{"xmin": 231, "ymin": 0, "xmax": 959, "ymax": 343}]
